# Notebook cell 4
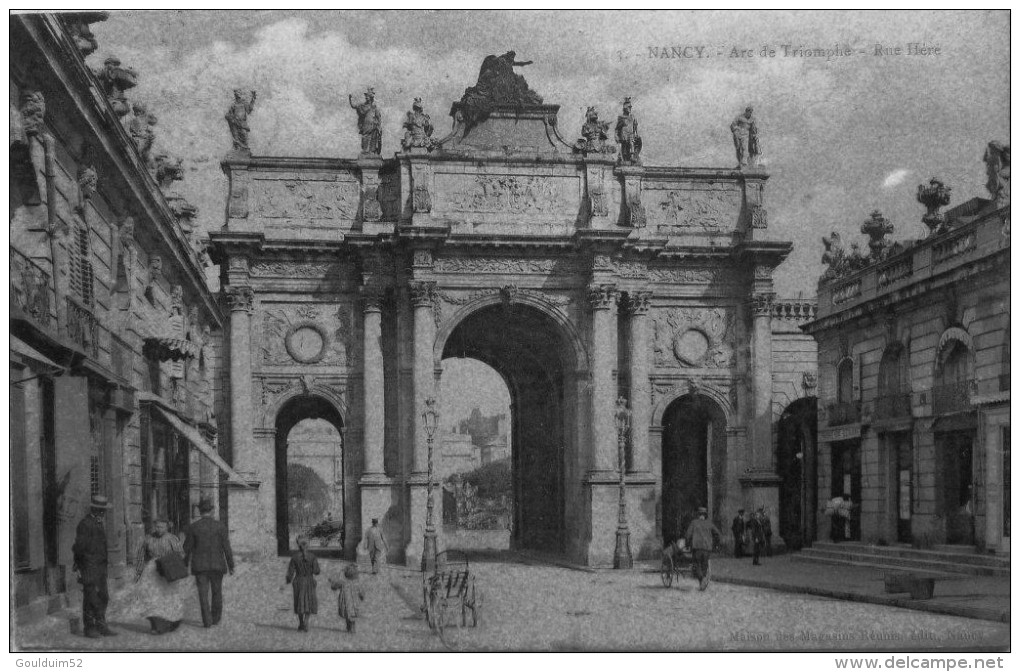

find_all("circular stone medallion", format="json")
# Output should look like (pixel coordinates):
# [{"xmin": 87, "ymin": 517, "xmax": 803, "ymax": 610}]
[
  {"xmin": 673, "ymin": 329, "xmax": 710, "ymax": 366},
  {"xmin": 286, "ymin": 324, "xmax": 327, "ymax": 363}
]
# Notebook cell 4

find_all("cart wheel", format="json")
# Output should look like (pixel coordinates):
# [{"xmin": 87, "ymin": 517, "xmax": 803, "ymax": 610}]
[{"xmin": 660, "ymin": 556, "xmax": 674, "ymax": 588}]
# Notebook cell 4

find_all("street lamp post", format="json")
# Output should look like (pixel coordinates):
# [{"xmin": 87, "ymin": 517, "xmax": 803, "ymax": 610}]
[
  {"xmin": 614, "ymin": 396, "xmax": 633, "ymax": 569},
  {"xmin": 421, "ymin": 396, "xmax": 440, "ymax": 572}
]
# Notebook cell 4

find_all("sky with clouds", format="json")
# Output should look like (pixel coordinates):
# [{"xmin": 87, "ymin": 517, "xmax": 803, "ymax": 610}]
[{"xmin": 89, "ymin": 10, "xmax": 1008, "ymax": 297}]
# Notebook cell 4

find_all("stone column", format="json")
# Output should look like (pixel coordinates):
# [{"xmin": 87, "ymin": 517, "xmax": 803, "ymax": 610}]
[
  {"xmin": 588, "ymin": 283, "xmax": 618, "ymax": 473},
  {"xmin": 224, "ymin": 285, "xmax": 267, "ymax": 557},
  {"xmin": 627, "ymin": 291, "xmax": 652, "ymax": 474},
  {"xmin": 749, "ymin": 291, "xmax": 776, "ymax": 471},
  {"xmin": 361, "ymin": 289, "xmax": 385, "ymax": 477},
  {"xmin": 405, "ymin": 280, "xmax": 437, "ymax": 566}
]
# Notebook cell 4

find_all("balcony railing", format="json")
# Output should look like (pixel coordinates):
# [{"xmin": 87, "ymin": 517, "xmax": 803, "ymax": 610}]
[
  {"xmin": 932, "ymin": 381, "xmax": 973, "ymax": 416},
  {"xmin": 66, "ymin": 296, "xmax": 100, "ymax": 358},
  {"xmin": 827, "ymin": 400, "xmax": 861, "ymax": 426},
  {"xmin": 874, "ymin": 392, "xmax": 912, "ymax": 420},
  {"xmin": 10, "ymin": 247, "xmax": 52, "ymax": 327},
  {"xmin": 1001, "ymin": 373, "xmax": 1010, "ymax": 392}
]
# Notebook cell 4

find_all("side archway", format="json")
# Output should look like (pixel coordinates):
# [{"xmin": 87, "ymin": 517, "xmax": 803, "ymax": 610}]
[
  {"xmin": 660, "ymin": 393, "xmax": 728, "ymax": 544},
  {"xmin": 775, "ymin": 396, "xmax": 818, "ymax": 550}
]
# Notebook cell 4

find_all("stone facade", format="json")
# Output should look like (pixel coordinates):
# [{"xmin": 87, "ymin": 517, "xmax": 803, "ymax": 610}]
[
  {"xmin": 803, "ymin": 160, "xmax": 1010, "ymax": 553},
  {"xmin": 9, "ymin": 14, "xmax": 227, "ymax": 621},
  {"xmin": 211, "ymin": 84, "xmax": 817, "ymax": 566}
]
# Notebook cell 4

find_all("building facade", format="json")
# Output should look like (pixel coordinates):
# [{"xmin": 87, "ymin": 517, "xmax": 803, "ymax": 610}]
[
  {"xmin": 803, "ymin": 155, "xmax": 1010, "ymax": 553},
  {"xmin": 10, "ymin": 13, "xmax": 233, "ymax": 621},
  {"xmin": 210, "ymin": 59, "xmax": 818, "ymax": 566}
]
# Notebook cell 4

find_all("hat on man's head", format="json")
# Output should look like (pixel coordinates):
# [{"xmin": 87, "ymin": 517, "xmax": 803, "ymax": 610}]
[
  {"xmin": 697, "ymin": 506, "xmax": 708, "ymax": 514},
  {"xmin": 198, "ymin": 497, "xmax": 215, "ymax": 513},
  {"xmin": 371, "ymin": 518, "xmax": 379, "ymax": 525},
  {"xmin": 737, "ymin": 508, "xmax": 745, "ymax": 513},
  {"xmin": 90, "ymin": 495, "xmax": 112, "ymax": 510}
]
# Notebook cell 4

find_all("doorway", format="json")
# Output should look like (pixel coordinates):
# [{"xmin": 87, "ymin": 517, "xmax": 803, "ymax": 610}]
[
  {"xmin": 274, "ymin": 396, "xmax": 345, "ymax": 556},
  {"xmin": 938, "ymin": 430, "xmax": 975, "ymax": 545},
  {"xmin": 831, "ymin": 439, "xmax": 861, "ymax": 541},
  {"xmin": 660, "ymin": 394, "xmax": 726, "ymax": 545},
  {"xmin": 776, "ymin": 397, "xmax": 818, "ymax": 550}
]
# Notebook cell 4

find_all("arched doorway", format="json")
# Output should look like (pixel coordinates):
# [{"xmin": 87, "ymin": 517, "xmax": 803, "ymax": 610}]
[
  {"xmin": 776, "ymin": 397, "xmax": 818, "ymax": 550},
  {"xmin": 660, "ymin": 394, "xmax": 726, "ymax": 544},
  {"xmin": 274, "ymin": 395, "xmax": 345, "ymax": 556},
  {"xmin": 440, "ymin": 303, "xmax": 572, "ymax": 553}
]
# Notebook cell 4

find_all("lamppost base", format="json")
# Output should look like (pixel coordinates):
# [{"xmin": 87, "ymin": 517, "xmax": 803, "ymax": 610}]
[
  {"xmin": 613, "ymin": 528, "xmax": 633, "ymax": 569},
  {"xmin": 421, "ymin": 532, "xmax": 439, "ymax": 573}
]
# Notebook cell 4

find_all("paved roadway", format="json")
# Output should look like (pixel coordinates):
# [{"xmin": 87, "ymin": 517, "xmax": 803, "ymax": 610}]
[{"xmin": 15, "ymin": 557, "xmax": 1009, "ymax": 652}]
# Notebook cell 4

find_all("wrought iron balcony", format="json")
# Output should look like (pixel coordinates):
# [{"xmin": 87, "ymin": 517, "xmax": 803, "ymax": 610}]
[
  {"xmin": 874, "ymin": 392, "xmax": 912, "ymax": 420},
  {"xmin": 10, "ymin": 247, "xmax": 52, "ymax": 327},
  {"xmin": 826, "ymin": 400, "xmax": 861, "ymax": 426},
  {"xmin": 932, "ymin": 381, "xmax": 973, "ymax": 416},
  {"xmin": 1001, "ymin": 373, "xmax": 1010, "ymax": 392},
  {"xmin": 65, "ymin": 296, "xmax": 100, "ymax": 358}
]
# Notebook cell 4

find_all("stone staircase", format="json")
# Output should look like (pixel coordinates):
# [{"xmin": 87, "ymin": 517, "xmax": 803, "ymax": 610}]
[{"xmin": 795, "ymin": 542, "xmax": 1010, "ymax": 577}]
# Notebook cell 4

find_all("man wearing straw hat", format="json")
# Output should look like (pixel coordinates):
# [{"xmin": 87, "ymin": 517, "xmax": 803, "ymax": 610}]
[{"xmin": 72, "ymin": 495, "xmax": 117, "ymax": 638}]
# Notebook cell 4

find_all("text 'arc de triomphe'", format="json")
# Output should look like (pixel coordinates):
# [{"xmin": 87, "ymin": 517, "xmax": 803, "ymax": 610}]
[{"xmin": 210, "ymin": 59, "xmax": 815, "ymax": 567}]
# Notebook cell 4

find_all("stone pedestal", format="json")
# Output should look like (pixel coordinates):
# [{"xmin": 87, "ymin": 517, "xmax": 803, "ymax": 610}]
[
  {"xmin": 226, "ymin": 483, "xmax": 273, "ymax": 560},
  {"xmin": 404, "ymin": 478, "xmax": 443, "ymax": 568},
  {"xmin": 586, "ymin": 475, "xmax": 621, "ymax": 567}
]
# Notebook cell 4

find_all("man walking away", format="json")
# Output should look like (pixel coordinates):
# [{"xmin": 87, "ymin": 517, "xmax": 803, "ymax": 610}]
[
  {"xmin": 730, "ymin": 509, "xmax": 746, "ymax": 558},
  {"xmin": 684, "ymin": 506, "xmax": 721, "ymax": 591},
  {"xmin": 749, "ymin": 507, "xmax": 767, "ymax": 566},
  {"xmin": 72, "ymin": 495, "xmax": 117, "ymax": 638},
  {"xmin": 763, "ymin": 508, "xmax": 774, "ymax": 557},
  {"xmin": 364, "ymin": 518, "xmax": 388, "ymax": 575},
  {"xmin": 183, "ymin": 497, "xmax": 234, "ymax": 627}
]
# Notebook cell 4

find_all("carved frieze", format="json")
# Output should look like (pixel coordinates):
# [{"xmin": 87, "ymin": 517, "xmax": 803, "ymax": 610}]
[
  {"xmin": 250, "ymin": 261, "xmax": 338, "ymax": 278},
  {"xmin": 260, "ymin": 303, "xmax": 352, "ymax": 367},
  {"xmin": 646, "ymin": 266, "xmax": 727, "ymax": 284},
  {"xmin": 610, "ymin": 260, "xmax": 648, "ymax": 279},
  {"xmin": 434, "ymin": 173, "xmax": 579, "ymax": 215},
  {"xmin": 652, "ymin": 307, "xmax": 735, "ymax": 368},
  {"xmin": 645, "ymin": 185, "xmax": 741, "ymax": 230},
  {"xmin": 253, "ymin": 178, "xmax": 360, "ymax": 220},
  {"xmin": 256, "ymin": 375, "xmax": 348, "ymax": 409},
  {"xmin": 433, "ymin": 256, "xmax": 585, "ymax": 275}
]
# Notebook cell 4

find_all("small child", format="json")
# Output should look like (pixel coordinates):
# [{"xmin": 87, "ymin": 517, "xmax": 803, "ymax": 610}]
[{"xmin": 330, "ymin": 564, "xmax": 364, "ymax": 633}]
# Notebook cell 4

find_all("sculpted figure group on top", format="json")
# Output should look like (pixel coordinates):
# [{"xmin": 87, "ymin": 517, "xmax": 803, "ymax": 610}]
[{"xmin": 222, "ymin": 52, "xmax": 762, "ymax": 170}]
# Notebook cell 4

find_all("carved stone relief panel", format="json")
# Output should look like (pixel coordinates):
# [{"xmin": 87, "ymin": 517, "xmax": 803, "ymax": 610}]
[
  {"xmin": 252, "ymin": 176, "xmax": 360, "ymax": 222},
  {"xmin": 250, "ymin": 261, "xmax": 340, "ymax": 278},
  {"xmin": 260, "ymin": 302, "xmax": 353, "ymax": 367},
  {"xmin": 433, "ymin": 255, "xmax": 586, "ymax": 275},
  {"xmin": 644, "ymin": 183, "xmax": 742, "ymax": 231},
  {"xmin": 651, "ymin": 306, "xmax": 736, "ymax": 369},
  {"xmin": 646, "ymin": 265, "xmax": 729, "ymax": 285},
  {"xmin": 433, "ymin": 172, "xmax": 581, "ymax": 216}
]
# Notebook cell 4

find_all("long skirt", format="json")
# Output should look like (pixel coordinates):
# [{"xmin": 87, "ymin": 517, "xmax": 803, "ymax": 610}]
[
  {"xmin": 123, "ymin": 560, "xmax": 187, "ymax": 623},
  {"xmin": 292, "ymin": 576, "xmax": 318, "ymax": 615}
]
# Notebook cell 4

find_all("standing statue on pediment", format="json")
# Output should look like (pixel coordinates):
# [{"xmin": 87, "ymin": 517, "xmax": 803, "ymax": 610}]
[
  {"xmin": 731, "ymin": 105, "xmax": 760, "ymax": 169},
  {"xmin": 127, "ymin": 102, "xmax": 156, "ymax": 165},
  {"xmin": 349, "ymin": 88, "xmax": 382, "ymax": 156},
  {"xmin": 984, "ymin": 141, "xmax": 1010, "ymax": 207},
  {"xmin": 616, "ymin": 97, "xmax": 642, "ymax": 165},
  {"xmin": 225, "ymin": 88, "xmax": 257, "ymax": 154},
  {"xmin": 401, "ymin": 97, "xmax": 435, "ymax": 151}
]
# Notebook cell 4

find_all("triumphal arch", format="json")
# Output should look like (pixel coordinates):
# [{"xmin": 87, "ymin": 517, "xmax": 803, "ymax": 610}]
[{"xmin": 210, "ymin": 54, "xmax": 812, "ymax": 566}]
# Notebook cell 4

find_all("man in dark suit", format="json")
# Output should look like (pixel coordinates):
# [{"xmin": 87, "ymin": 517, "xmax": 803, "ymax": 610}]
[
  {"xmin": 72, "ymin": 495, "xmax": 117, "ymax": 638},
  {"xmin": 183, "ymin": 497, "xmax": 234, "ymax": 627},
  {"xmin": 730, "ymin": 509, "xmax": 746, "ymax": 558}
]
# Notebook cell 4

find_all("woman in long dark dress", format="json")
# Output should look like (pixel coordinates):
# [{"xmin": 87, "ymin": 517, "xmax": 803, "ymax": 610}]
[{"xmin": 285, "ymin": 537, "xmax": 320, "ymax": 631}]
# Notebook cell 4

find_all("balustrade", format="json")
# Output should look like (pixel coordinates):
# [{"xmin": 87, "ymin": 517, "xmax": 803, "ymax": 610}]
[
  {"xmin": 874, "ymin": 392, "xmax": 911, "ymax": 420},
  {"xmin": 10, "ymin": 247, "xmax": 52, "ymax": 327},
  {"xmin": 66, "ymin": 295, "xmax": 100, "ymax": 357},
  {"xmin": 932, "ymin": 381, "xmax": 973, "ymax": 415},
  {"xmin": 826, "ymin": 400, "xmax": 861, "ymax": 426}
]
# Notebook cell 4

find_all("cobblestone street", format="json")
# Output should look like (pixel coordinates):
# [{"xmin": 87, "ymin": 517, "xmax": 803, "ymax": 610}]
[{"xmin": 16, "ymin": 558, "xmax": 1009, "ymax": 652}]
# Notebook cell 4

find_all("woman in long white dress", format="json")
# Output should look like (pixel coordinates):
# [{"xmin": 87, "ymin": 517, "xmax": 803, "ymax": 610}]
[{"xmin": 131, "ymin": 519, "xmax": 188, "ymax": 634}]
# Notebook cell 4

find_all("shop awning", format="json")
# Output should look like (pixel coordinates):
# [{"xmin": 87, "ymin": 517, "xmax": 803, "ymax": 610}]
[
  {"xmin": 10, "ymin": 336, "xmax": 63, "ymax": 369},
  {"xmin": 142, "ymin": 396, "xmax": 252, "ymax": 487}
]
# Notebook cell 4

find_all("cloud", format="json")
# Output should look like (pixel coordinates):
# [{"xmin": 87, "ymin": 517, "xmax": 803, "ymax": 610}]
[{"xmin": 882, "ymin": 169, "xmax": 911, "ymax": 188}]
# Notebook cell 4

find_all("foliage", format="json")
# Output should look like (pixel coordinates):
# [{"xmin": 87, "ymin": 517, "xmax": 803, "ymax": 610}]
[{"xmin": 452, "ymin": 458, "xmax": 511, "ymax": 500}]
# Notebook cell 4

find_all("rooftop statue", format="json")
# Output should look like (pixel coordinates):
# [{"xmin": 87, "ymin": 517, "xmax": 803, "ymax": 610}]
[
  {"xmin": 457, "ymin": 51, "xmax": 543, "ymax": 128},
  {"xmin": 616, "ymin": 98, "xmax": 642, "ymax": 165},
  {"xmin": 349, "ymin": 88, "xmax": 382, "ymax": 156},
  {"xmin": 730, "ymin": 105, "xmax": 761, "ymax": 169},
  {"xmin": 575, "ymin": 106, "xmax": 612, "ymax": 155},
  {"xmin": 983, "ymin": 141, "xmax": 1010, "ymax": 207},
  {"xmin": 401, "ymin": 97, "xmax": 435, "ymax": 151},
  {"xmin": 225, "ymin": 88, "xmax": 257, "ymax": 154},
  {"xmin": 127, "ymin": 102, "xmax": 156, "ymax": 166}
]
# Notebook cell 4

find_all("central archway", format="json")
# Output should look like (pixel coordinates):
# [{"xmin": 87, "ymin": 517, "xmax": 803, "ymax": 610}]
[
  {"xmin": 440, "ymin": 302, "xmax": 576, "ymax": 554},
  {"xmin": 274, "ymin": 395, "xmax": 345, "ymax": 556}
]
